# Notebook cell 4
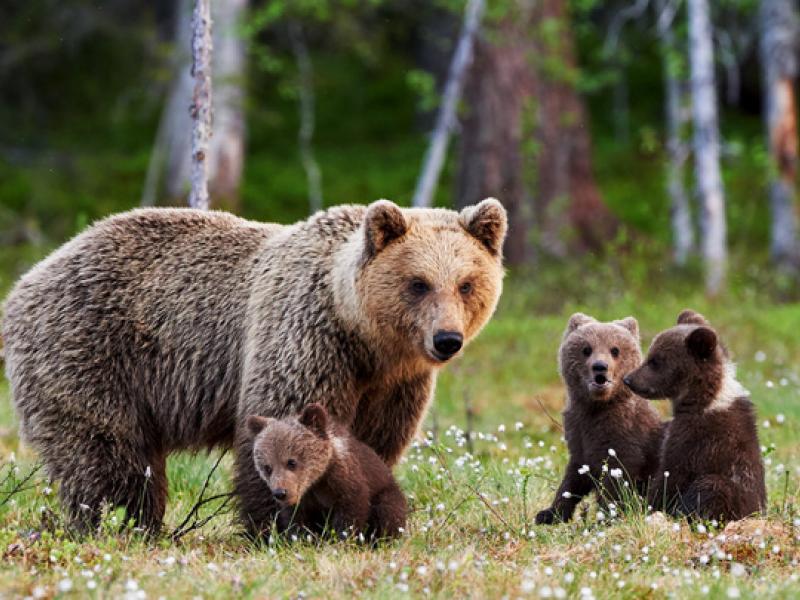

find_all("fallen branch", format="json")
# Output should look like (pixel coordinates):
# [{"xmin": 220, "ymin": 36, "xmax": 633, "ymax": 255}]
[{"xmin": 170, "ymin": 452, "xmax": 233, "ymax": 541}]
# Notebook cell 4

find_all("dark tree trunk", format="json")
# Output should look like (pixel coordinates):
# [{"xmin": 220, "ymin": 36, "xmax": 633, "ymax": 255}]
[{"xmin": 456, "ymin": 0, "xmax": 616, "ymax": 264}]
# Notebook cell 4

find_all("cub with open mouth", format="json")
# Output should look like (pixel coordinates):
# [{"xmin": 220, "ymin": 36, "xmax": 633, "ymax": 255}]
[
  {"xmin": 247, "ymin": 403, "xmax": 407, "ymax": 541},
  {"xmin": 536, "ymin": 313, "xmax": 666, "ymax": 524}
]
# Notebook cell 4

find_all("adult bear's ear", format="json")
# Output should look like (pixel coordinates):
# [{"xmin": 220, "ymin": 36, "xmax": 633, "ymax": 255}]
[
  {"xmin": 677, "ymin": 309, "xmax": 709, "ymax": 326},
  {"xmin": 364, "ymin": 200, "xmax": 408, "ymax": 257},
  {"xmin": 459, "ymin": 198, "xmax": 508, "ymax": 257},
  {"xmin": 614, "ymin": 316, "xmax": 639, "ymax": 340},
  {"xmin": 686, "ymin": 327, "xmax": 717, "ymax": 361},
  {"xmin": 246, "ymin": 415, "xmax": 272, "ymax": 438},
  {"xmin": 564, "ymin": 312, "xmax": 596, "ymax": 338},
  {"xmin": 299, "ymin": 403, "xmax": 328, "ymax": 439}
]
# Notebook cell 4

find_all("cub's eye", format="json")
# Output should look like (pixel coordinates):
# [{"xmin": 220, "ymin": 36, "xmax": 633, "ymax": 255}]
[
  {"xmin": 610, "ymin": 347, "xmax": 620, "ymax": 359},
  {"xmin": 263, "ymin": 465, "xmax": 272, "ymax": 476},
  {"xmin": 286, "ymin": 459, "xmax": 297, "ymax": 470},
  {"xmin": 582, "ymin": 346, "xmax": 592, "ymax": 357},
  {"xmin": 409, "ymin": 279, "xmax": 430, "ymax": 295},
  {"xmin": 459, "ymin": 281, "xmax": 473, "ymax": 295},
  {"xmin": 648, "ymin": 357, "xmax": 660, "ymax": 369}
]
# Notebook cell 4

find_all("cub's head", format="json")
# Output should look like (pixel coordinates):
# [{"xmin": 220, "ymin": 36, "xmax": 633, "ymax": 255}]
[
  {"xmin": 348, "ymin": 198, "xmax": 507, "ymax": 365},
  {"xmin": 623, "ymin": 310, "xmax": 726, "ymax": 410},
  {"xmin": 559, "ymin": 313, "xmax": 642, "ymax": 403},
  {"xmin": 246, "ymin": 404, "xmax": 333, "ymax": 507}
]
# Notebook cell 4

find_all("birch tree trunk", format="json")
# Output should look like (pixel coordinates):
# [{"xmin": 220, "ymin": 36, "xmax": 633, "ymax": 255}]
[
  {"xmin": 143, "ymin": 0, "xmax": 246, "ymax": 210},
  {"xmin": 760, "ymin": 0, "xmax": 800, "ymax": 266},
  {"xmin": 656, "ymin": 0, "xmax": 693, "ymax": 265},
  {"xmin": 688, "ymin": 0, "xmax": 726, "ymax": 294},
  {"xmin": 288, "ymin": 21, "xmax": 323, "ymax": 215},
  {"xmin": 412, "ymin": 0, "xmax": 485, "ymax": 208},
  {"xmin": 189, "ymin": 0, "xmax": 212, "ymax": 210}
]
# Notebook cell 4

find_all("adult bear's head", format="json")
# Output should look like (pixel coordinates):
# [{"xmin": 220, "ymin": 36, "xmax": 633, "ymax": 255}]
[{"xmin": 334, "ymin": 198, "xmax": 507, "ymax": 366}]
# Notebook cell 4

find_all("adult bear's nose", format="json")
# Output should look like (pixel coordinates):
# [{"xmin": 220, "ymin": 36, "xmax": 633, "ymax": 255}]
[
  {"xmin": 592, "ymin": 360, "xmax": 608, "ymax": 373},
  {"xmin": 272, "ymin": 488, "xmax": 287, "ymax": 501},
  {"xmin": 433, "ymin": 331, "xmax": 463, "ymax": 358}
]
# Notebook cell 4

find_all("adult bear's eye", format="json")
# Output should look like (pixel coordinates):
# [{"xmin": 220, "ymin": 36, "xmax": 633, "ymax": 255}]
[
  {"xmin": 459, "ymin": 281, "xmax": 473, "ymax": 295},
  {"xmin": 582, "ymin": 346, "xmax": 592, "ymax": 357},
  {"xmin": 409, "ymin": 278, "xmax": 430, "ymax": 295},
  {"xmin": 286, "ymin": 459, "xmax": 297, "ymax": 470},
  {"xmin": 264, "ymin": 465, "xmax": 272, "ymax": 476},
  {"xmin": 610, "ymin": 347, "xmax": 620, "ymax": 358}
]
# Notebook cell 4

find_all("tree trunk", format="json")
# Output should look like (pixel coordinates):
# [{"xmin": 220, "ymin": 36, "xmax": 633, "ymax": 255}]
[
  {"xmin": 413, "ymin": 0, "xmax": 485, "ymax": 209},
  {"xmin": 656, "ymin": 0, "xmax": 694, "ymax": 265},
  {"xmin": 143, "ymin": 0, "xmax": 246, "ymax": 210},
  {"xmin": 456, "ymin": 13, "xmax": 535, "ymax": 265},
  {"xmin": 760, "ymin": 0, "xmax": 800, "ymax": 266},
  {"xmin": 456, "ymin": 0, "xmax": 616, "ymax": 263},
  {"xmin": 688, "ymin": 0, "xmax": 726, "ymax": 295},
  {"xmin": 189, "ymin": 0, "xmax": 213, "ymax": 210}
]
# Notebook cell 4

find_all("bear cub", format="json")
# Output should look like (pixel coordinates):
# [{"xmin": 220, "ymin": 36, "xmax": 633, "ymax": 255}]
[
  {"xmin": 623, "ymin": 310, "xmax": 766, "ymax": 521},
  {"xmin": 246, "ymin": 403, "xmax": 407, "ymax": 540},
  {"xmin": 536, "ymin": 313, "xmax": 665, "ymax": 524}
]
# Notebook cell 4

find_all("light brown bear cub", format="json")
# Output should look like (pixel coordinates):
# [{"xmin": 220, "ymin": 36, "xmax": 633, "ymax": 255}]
[
  {"xmin": 536, "ymin": 313, "xmax": 665, "ymax": 524},
  {"xmin": 623, "ymin": 310, "xmax": 766, "ymax": 521},
  {"xmin": 246, "ymin": 403, "xmax": 407, "ymax": 540}
]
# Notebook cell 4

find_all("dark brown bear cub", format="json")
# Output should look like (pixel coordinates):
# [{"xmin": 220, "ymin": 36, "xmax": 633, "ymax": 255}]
[
  {"xmin": 246, "ymin": 403, "xmax": 407, "ymax": 540},
  {"xmin": 623, "ymin": 310, "xmax": 766, "ymax": 522},
  {"xmin": 536, "ymin": 314, "xmax": 665, "ymax": 525}
]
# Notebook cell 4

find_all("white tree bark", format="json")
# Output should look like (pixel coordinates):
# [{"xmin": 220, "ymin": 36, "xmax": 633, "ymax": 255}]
[
  {"xmin": 412, "ymin": 0, "xmax": 485, "ymax": 208},
  {"xmin": 760, "ymin": 0, "xmax": 800, "ymax": 265},
  {"xmin": 142, "ymin": 0, "xmax": 246, "ymax": 209},
  {"xmin": 288, "ymin": 21, "xmax": 323, "ymax": 215},
  {"xmin": 688, "ymin": 0, "xmax": 726, "ymax": 294},
  {"xmin": 189, "ymin": 0, "xmax": 213, "ymax": 210},
  {"xmin": 656, "ymin": 0, "xmax": 693, "ymax": 265}
]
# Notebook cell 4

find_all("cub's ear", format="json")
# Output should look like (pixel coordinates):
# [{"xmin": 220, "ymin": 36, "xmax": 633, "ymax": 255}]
[
  {"xmin": 677, "ymin": 309, "xmax": 709, "ymax": 326},
  {"xmin": 564, "ymin": 312, "xmax": 596, "ymax": 338},
  {"xmin": 686, "ymin": 327, "xmax": 717, "ymax": 361},
  {"xmin": 614, "ymin": 316, "xmax": 639, "ymax": 340},
  {"xmin": 246, "ymin": 415, "xmax": 273, "ymax": 438},
  {"xmin": 299, "ymin": 403, "xmax": 328, "ymax": 438},
  {"xmin": 364, "ymin": 200, "xmax": 408, "ymax": 257},
  {"xmin": 459, "ymin": 198, "xmax": 508, "ymax": 257}
]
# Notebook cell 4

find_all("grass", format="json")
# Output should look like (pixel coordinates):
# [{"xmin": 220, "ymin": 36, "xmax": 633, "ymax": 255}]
[{"xmin": 1, "ymin": 256, "xmax": 799, "ymax": 599}]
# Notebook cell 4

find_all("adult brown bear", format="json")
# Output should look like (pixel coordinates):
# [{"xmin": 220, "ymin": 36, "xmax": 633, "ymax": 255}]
[{"xmin": 2, "ymin": 199, "xmax": 506, "ymax": 535}]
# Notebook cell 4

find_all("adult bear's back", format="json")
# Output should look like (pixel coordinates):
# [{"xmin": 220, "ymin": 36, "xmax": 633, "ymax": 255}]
[{"xmin": 2, "ymin": 208, "xmax": 280, "ymax": 451}]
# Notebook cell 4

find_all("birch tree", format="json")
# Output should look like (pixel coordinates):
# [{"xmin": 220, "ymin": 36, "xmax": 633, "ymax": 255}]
[
  {"xmin": 189, "ymin": 0, "xmax": 213, "ymax": 210},
  {"xmin": 760, "ymin": 0, "xmax": 800, "ymax": 266},
  {"xmin": 656, "ymin": 0, "xmax": 693, "ymax": 264},
  {"xmin": 688, "ymin": 0, "xmax": 726, "ymax": 294},
  {"xmin": 412, "ymin": 0, "xmax": 485, "ymax": 209}
]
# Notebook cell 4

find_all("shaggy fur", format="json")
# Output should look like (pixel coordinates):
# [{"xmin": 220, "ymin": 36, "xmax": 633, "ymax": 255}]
[
  {"xmin": 2, "ymin": 199, "xmax": 506, "ymax": 534},
  {"xmin": 624, "ymin": 310, "xmax": 766, "ymax": 521},
  {"xmin": 535, "ymin": 313, "xmax": 665, "ymax": 525},
  {"xmin": 247, "ymin": 403, "xmax": 407, "ymax": 540}
]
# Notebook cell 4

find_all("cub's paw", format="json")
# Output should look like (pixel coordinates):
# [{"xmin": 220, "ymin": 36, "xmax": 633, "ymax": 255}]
[{"xmin": 534, "ymin": 508, "xmax": 561, "ymax": 525}]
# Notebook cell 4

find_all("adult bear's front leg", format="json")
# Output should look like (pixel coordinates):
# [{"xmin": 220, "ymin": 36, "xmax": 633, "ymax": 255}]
[{"xmin": 352, "ymin": 373, "xmax": 434, "ymax": 466}]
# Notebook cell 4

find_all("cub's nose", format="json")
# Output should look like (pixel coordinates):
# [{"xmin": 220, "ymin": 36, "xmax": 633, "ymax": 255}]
[
  {"xmin": 272, "ymin": 488, "xmax": 287, "ymax": 501},
  {"xmin": 433, "ymin": 331, "xmax": 463, "ymax": 358},
  {"xmin": 592, "ymin": 360, "xmax": 608, "ymax": 372}
]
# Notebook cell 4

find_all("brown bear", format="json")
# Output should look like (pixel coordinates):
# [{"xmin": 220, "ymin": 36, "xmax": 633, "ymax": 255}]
[
  {"xmin": 1, "ymin": 199, "xmax": 506, "ymax": 534},
  {"xmin": 535, "ymin": 313, "xmax": 665, "ymax": 525},
  {"xmin": 623, "ymin": 310, "xmax": 767, "ymax": 522},
  {"xmin": 246, "ymin": 403, "xmax": 407, "ymax": 540}
]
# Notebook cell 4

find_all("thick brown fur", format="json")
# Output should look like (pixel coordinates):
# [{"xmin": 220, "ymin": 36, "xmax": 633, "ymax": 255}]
[
  {"xmin": 1, "ymin": 200, "xmax": 506, "ymax": 534},
  {"xmin": 247, "ymin": 403, "xmax": 407, "ymax": 540},
  {"xmin": 624, "ymin": 310, "xmax": 766, "ymax": 522},
  {"xmin": 536, "ymin": 314, "xmax": 665, "ymax": 525}
]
